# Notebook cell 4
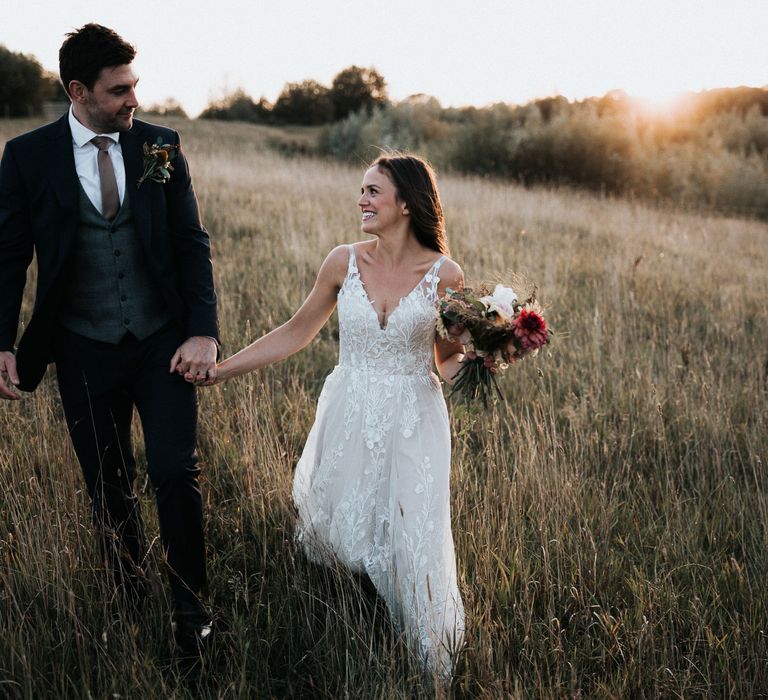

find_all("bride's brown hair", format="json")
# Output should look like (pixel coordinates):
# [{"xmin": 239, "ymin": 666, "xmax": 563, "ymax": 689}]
[{"xmin": 372, "ymin": 153, "xmax": 450, "ymax": 256}]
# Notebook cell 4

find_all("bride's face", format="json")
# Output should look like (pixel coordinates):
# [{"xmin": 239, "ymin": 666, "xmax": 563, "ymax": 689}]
[{"xmin": 358, "ymin": 166, "xmax": 408, "ymax": 235}]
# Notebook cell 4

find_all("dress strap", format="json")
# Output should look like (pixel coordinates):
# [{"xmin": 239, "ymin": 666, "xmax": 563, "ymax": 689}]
[
  {"xmin": 346, "ymin": 244, "xmax": 359, "ymax": 276},
  {"xmin": 426, "ymin": 255, "xmax": 448, "ymax": 299}
]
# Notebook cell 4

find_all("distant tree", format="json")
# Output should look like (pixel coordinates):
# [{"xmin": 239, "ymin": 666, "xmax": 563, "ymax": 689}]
[
  {"xmin": 140, "ymin": 97, "xmax": 188, "ymax": 119},
  {"xmin": 330, "ymin": 66, "xmax": 388, "ymax": 120},
  {"xmin": 0, "ymin": 44, "xmax": 61, "ymax": 117},
  {"xmin": 42, "ymin": 70, "xmax": 68, "ymax": 102},
  {"xmin": 690, "ymin": 87, "xmax": 768, "ymax": 120},
  {"xmin": 199, "ymin": 89, "xmax": 272, "ymax": 123},
  {"xmin": 272, "ymin": 80, "xmax": 334, "ymax": 125},
  {"xmin": 593, "ymin": 90, "xmax": 631, "ymax": 118},
  {"xmin": 533, "ymin": 95, "xmax": 570, "ymax": 122}
]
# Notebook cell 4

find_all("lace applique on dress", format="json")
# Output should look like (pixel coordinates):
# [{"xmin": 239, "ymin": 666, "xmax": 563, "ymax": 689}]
[{"xmin": 292, "ymin": 244, "xmax": 465, "ymax": 679}]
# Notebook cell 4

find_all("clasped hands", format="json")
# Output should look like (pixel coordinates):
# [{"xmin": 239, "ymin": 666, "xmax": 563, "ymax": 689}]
[
  {"xmin": 1, "ymin": 338, "xmax": 218, "ymax": 399},
  {"xmin": 170, "ymin": 336, "xmax": 219, "ymax": 386}
]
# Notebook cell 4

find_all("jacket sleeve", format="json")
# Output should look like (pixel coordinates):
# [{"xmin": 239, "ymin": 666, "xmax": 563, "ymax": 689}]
[
  {"xmin": 164, "ymin": 130, "xmax": 219, "ymax": 342},
  {"xmin": 0, "ymin": 141, "xmax": 34, "ymax": 352}
]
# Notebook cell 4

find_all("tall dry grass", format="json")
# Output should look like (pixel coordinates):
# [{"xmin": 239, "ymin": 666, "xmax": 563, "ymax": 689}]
[{"xmin": 1, "ymin": 117, "xmax": 767, "ymax": 698}]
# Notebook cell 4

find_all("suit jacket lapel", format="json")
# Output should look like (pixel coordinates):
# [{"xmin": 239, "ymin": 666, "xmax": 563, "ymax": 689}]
[
  {"xmin": 120, "ymin": 125, "xmax": 153, "ymax": 248},
  {"xmin": 46, "ymin": 115, "xmax": 79, "ymax": 263},
  {"xmin": 48, "ymin": 115, "xmax": 79, "ymax": 212}
]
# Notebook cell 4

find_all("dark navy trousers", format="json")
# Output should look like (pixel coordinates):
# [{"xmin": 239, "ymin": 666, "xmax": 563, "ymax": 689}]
[{"xmin": 53, "ymin": 322, "xmax": 206, "ymax": 620}]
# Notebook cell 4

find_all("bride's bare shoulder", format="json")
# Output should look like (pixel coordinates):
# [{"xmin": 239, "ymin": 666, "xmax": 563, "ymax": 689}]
[
  {"xmin": 438, "ymin": 257, "xmax": 464, "ymax": 290},
  {"xmin": 324, "ymin": 244, "xmax": 352, "ymax": 265},
  {"xmin": 317, "ymin": 245, "xmax": 352, "ymax": 287}
]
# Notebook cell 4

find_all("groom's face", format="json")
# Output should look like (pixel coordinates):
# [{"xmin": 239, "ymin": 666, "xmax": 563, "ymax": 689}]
[{"xmin": 76, "ymin": 64, "xmax": 139, "ymax": 133}]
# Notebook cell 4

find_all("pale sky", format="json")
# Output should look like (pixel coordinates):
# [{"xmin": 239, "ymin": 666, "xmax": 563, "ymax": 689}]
[{"xmin": 2, "ymin": 0, "xmax": 766, "ymax": 116}]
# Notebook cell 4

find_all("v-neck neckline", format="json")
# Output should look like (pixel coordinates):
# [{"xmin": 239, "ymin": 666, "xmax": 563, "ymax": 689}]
[{"xmin": 350, "ymin": 246, "xmax": 444, "ymax": 331}]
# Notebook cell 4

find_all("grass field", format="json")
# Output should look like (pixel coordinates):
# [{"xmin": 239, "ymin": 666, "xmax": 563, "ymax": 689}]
[{"xmin": 1, "ymin": 116, "xmax": 767, "ymax": 698}]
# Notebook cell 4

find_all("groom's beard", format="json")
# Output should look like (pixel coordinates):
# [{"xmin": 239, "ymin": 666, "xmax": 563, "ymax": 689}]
[
  {"xmin": 95, "ymin": 111, "xmax": 134, "ymax": 133},
  {"xmin": 83, "ymin": 99, "xmax": 135, "ymax": 132},
  {"xmin": 113, "ymin": 111, "xmax": 134, "ymax": 131}
]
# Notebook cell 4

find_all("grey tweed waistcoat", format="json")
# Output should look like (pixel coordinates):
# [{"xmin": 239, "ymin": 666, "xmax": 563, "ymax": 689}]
[{"xmin": 58, "ymin": 184, "xmax": 172, "ymax": 343}]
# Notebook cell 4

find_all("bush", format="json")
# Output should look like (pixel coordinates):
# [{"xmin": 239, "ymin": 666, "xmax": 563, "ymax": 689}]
[
  {"xmin": 272, "ymin": 80, "xmax": 333, "ymax": 125},
  {"xmin": 200, "ymin": 89, "xmax": 272, "ymax": 123},
  {"xmin": 322, "ymin": 88, "xmax": 768, "ymax": 219},
  {"xmin": 321, "ymin": 97, "xmax": 452, "ymax": 162},
  {"xmin": 140, "ymin": 98, "xmax": 188, "ymax": 119}
]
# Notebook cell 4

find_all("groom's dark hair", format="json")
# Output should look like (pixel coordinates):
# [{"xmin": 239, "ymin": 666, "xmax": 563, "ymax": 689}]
[{"xmin": 59, "ymin": 24, "xmax": 136, "ymax": 96}]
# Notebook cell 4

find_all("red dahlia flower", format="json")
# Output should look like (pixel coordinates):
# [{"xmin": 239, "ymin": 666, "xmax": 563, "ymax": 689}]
[{"xmin": 513, "ymin": 308, "xmax": 548, "ymax": 351}]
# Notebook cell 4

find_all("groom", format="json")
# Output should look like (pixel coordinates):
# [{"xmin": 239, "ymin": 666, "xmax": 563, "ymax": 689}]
[{"xmin": 0, "ymin": 24, "xmax": 218, "ymax": 656}]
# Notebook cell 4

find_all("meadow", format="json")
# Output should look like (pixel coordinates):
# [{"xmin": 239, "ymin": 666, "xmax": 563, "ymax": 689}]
[{"xmin": 1, "ymin": 116, "xmax": 767, "ymax": 698}]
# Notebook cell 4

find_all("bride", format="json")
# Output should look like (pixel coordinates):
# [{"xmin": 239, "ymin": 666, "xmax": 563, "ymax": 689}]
[{"xmin": 194, "ymin": 154, "xmax": 466, "ymax": 678}]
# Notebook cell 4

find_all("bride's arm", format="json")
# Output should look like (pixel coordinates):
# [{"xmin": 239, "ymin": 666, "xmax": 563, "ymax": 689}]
[
  {"xmin": 434, "ymin": 260, "xmax": 466, "ymax": 385},
  {"xmin": 435, "ymin": 335, "xmax": 465, "ymax": 386},
  {"xmin": 208, "ymin": 246, "xmax": 348, "ymax": 384}
]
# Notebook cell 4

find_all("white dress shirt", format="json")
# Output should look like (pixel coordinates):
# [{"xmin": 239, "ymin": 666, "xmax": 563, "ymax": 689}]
[{"xmin": 68, "ymin": 106, "xmax": 126, "ymax": 213}]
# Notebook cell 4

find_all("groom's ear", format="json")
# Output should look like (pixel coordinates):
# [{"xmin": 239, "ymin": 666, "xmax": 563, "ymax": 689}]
[{"xmin": 68, "ymin": 80, "xmax": 89, "ymax": 102}]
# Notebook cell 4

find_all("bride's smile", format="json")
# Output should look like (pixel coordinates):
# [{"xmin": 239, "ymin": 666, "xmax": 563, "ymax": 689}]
[{"xmin": 357, "ymin": 165, "xmax": 409, "ymax": 235}]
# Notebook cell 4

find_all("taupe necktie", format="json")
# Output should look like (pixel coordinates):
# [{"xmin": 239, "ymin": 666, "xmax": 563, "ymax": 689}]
[{"xmin": 90, "ymin": 136, "xmax": 119, "ymax": 221}]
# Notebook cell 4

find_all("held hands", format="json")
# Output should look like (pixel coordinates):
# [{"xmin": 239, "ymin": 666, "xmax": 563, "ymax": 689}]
[
  {"xmin": 170, "ymin": 336, "xmax": 218, "ymax": 386},
  {"xmin": 190, "ymin": 371, "xmax": 219, "ymax": 386},
  {"xmin": 0, "ymin": 351, "xmax": 21, "ymax": 400}
]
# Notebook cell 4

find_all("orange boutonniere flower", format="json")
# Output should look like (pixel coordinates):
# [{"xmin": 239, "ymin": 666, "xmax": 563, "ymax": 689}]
[{"xmin": 138, "ymin": 136, "xmax": 179, "ymax": 187}]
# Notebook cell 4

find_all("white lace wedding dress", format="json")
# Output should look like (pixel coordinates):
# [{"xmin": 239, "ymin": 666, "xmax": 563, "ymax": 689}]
[{"xmin": 292, "ymin": 244, "xmax": 465, "ymax": 678}]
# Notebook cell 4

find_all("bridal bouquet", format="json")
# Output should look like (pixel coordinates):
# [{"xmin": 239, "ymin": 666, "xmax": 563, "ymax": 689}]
[{"xmin": 437, "ymin": 282, "xmax": 549, "ymax": 406}]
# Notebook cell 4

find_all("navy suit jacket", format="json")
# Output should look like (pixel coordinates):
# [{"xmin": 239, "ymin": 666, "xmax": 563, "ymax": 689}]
[{"xmin": 0, "ymin": 114, "xmax": 219, "ymax": 391}]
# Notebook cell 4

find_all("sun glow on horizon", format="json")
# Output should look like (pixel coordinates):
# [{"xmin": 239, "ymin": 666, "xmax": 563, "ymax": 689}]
[
  {"xmin": 0, "ymin": 0, "xmax": 765, "ymax": 118},
  {"xmin": 630, "ymin": 91, "xmax": 694, "ymax": 120}
]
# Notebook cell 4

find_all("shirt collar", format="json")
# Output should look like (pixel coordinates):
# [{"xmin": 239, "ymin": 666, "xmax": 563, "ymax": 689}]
[{"xmin": 68, "ymin": 106, "xmax": 120, "ymax": 148}]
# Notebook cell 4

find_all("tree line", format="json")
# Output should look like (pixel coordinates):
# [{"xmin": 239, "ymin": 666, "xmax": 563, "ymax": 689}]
[
  {"xmin": 3, "ymin": 42, "xmax": 766, "ymax": 219},
  {"xmin": 0, "ymin": 45, "xmax": 67, "ymax": 117},
  {"xmin": 320, "ymin": 88, "xmax": 768, "ymax": 218},
  {"xmin": 199, "ymin": 66, "xmax": 387, "ymax": 125},
  {"xmin": 0, "ymin": 43, "xmax": 385, "ymax": 126}
]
